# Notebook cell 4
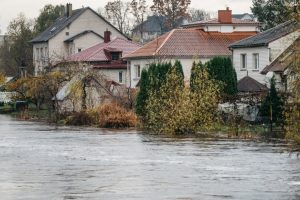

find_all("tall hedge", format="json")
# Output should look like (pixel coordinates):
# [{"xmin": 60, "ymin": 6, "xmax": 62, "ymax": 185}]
[
  {"xmin": 135, "ymin": 69, "xmax": 149, "ymax": 117},
  {"xmin": 135, "ymin": 62, "xmax": 172, "ymax": 118},
  {"xmin": 206, "ymin": 57, "xmax": 237, "ymax": 95}
]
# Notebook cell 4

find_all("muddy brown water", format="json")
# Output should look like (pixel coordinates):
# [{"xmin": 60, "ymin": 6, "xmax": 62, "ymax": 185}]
[{"xmin": 0, "ymin": 115, "xmax": 299, "ymax": 200}]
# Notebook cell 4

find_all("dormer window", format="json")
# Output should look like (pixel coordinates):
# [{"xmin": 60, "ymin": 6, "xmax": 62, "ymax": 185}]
[{"xmin": 111, "ymin": 52, "xmax": 120, "ymax": 61}]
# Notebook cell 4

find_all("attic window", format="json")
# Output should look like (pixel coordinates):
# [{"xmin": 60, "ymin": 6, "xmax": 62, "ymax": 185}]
[
  {"xmin": 66, "ymin": 32, "xmax": 69, "ymax": 36},
  {"xmin": 111, "ymin": 52, "xmax": 120, "ymax": 61}
]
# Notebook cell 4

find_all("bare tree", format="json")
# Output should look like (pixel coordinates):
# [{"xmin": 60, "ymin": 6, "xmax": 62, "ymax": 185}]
[
  {"xmin": 105, "ymin": 0, "xmax": 132, "ymax": 35},
  {"xmin": 130, "ymin": 0, "xmax": 149, "ymax": 40},
  {"xmin": 151, "ymin": 0, "xmax": 191, "ymax": 29},
  {"xmin": 188, "ymin": 8, "xmax": 210, "ymax": 22}
]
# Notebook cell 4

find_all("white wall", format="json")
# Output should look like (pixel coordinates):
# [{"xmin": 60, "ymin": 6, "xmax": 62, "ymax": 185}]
[
  {"xmin": 128, "ymin": 57, "xmax": 210, "ymax": 88},
  {"xmin": 269, "ymin": 31, "xmax": 300, "ymax": 61},
  {"xmin": 204, "ymin": 25, "xmax": 258, "ymax": 33},
  {"xmin": 98, "ymin": 68, "xmax": 127, "ymax": 85},
  {"xmin": 232, "ymin": 46, "xmax": 269, "ymax": 84},
  {"xmin": 72, "ymin": 32, "xmax": 103, "ymax": 54}
]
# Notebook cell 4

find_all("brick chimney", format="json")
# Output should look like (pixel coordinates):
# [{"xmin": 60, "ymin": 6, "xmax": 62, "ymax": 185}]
[
  {"xmin": 218, "ymin": 7, "xmax": 232, "ymax": 23},
  {"xmin": 66, "ymin": 3, "xmax": 72, "ymax": 17},
  {"xmin": 104, "ymin": 30, "xmax": 111, "ymax": 43}
]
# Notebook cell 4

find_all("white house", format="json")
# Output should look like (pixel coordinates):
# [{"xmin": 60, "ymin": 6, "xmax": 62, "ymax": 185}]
[
  {"xmin": 30, "ymin": 3, "xmax": 127, "ymax": 75},
  {"xmin": 229, "ymin": 20, "xmax": 300, "ymax": 85},
  {"xmin": 124, "ymin": 8, "xmax": 259, "ymax": 88},
  {"xmin": 182, "ymin": 8, "xmax": 260, "ymax": 33}
]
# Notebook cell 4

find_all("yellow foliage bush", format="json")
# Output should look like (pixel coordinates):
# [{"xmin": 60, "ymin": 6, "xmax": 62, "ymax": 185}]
[
  {"xmin": 97, "ymin": 103, "xmax": 137, "ymax": 128},
  {"xmin": 0, "ymin": 72, "xmax": 5, "ymax": 84}
]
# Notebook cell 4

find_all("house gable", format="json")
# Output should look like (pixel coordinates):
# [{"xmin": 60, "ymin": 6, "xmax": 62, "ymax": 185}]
[{"xmin": 32, "ymin": 5, "xmax": 129, "ymax": 75}]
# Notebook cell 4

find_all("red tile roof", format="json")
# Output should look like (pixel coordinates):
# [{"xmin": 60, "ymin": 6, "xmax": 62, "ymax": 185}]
[
  {"xmin": 67, "ymin": 37, "xmax": 141, "ymax": 62},
  {"xmin": 124, "ymin": 29, "xmax": 257, "ymax": 59}
]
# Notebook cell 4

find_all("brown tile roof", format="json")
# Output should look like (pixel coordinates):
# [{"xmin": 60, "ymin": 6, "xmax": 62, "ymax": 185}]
[
  {"xmin": 238, "ymin": 76, "xmax": 268, "ymax": 93},
  {"xmin": 124, "ymin": 29, "xmax": 257, "ymax": 59}
]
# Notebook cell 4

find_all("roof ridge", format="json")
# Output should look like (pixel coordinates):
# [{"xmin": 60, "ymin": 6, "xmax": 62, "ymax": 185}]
[
  {"xmin": 154, "ymin": 29, "xmax": 175, "ymax": 55},
  {"xmin": 86, "ymin": 38, "xmax": 120, "ymax": 60}
]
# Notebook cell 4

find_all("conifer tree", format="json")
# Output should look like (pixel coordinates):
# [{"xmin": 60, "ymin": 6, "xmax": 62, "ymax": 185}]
[
  {"xmin": 206, "ymin": 57, "xmax": 237, "ymax": 96},
  {"xmin": 135, "ymin": 69, "xmax": 149, "ymax": 117},
  {"xmin": 174, "ymin": 60, "xmax": 184, "ymax": 85},
  {"xmin": 260, "ymin": 77, "xmax": 284, "ymax": 124}
]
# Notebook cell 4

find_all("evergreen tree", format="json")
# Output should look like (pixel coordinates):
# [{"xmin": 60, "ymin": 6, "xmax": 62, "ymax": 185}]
[
  {"xmin": 260, "ymin": 77, "xmax": 284, "ymax": 124},
  {"xmin": 206, "ymin": 57, "xmax": 237, "ymax": 96},
  {"xmin": 145, "ymin": 62, "xmax": 220, "ymax": 134},
  {"xmin": 35, "ymin": 4, "xmax": 65, "ymax": 34},
  {"xmin": 135, "ymin": 69, "xmax": 149, "ymax": 117},
  {"xmin": 174, "ymin": 60, "xmax": 184, "ymax": 80},
  {"xmin": 135, "ymin": 62, "xmax": 172, "ymax": 117},
  {"xmin": 190, "ymin": 61, "xmax": 204, "ymax": 92},
  {"xmin": 251, "ymin": 0, "xmax": 294, "ymax": 30}
]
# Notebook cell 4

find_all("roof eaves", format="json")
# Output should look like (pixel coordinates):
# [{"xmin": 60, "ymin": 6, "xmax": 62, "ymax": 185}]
[{"xmin": 64, "ymin": 30, "xmax": 104, "ymax": 42}]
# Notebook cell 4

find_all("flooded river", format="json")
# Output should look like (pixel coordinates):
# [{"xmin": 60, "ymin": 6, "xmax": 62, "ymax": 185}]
[{"xmin": 0, "ymin": 115, "xmax": 299, "ymax": 200}]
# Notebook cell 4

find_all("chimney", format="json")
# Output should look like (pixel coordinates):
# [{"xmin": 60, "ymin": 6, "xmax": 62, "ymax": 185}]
[
  {"xmin": 104, "ymin": 30, "xmax": 111, "ymax": 43},
  {"xmin": 218, "ymin": 7, "xmax": 232, "ymax": 23},
  {"xmin": 66, "ymin": 3, "xmax": 72, "ymax": 17}
]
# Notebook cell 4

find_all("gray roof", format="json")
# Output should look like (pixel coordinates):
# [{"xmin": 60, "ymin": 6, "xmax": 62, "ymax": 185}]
[
  {"xmin": 232, "ymin": 13, "xmax": 254, "ymax": 20},
  {"xmin": 229, "ymin": 20, "xmax": 299, "ymax": 48},
  {"xmin": 132, "ymin": 15, "xmax": 168, "ymax": 33},
  {"xmin": 64, "ymin": 30, "xmax": 103, "ymax": 43},
  {"xmin": 30, "ymin": 7, "xmax": 126, "ymax": 43},
  {"xmin": 238, "ymin": 76, "xmax": 268, "ymax": 93}
]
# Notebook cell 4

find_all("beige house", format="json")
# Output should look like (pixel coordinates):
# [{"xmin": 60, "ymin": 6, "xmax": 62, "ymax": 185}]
[{"xmin": 30, "ymin": 4, "xmax": 127, "ymax": 75}]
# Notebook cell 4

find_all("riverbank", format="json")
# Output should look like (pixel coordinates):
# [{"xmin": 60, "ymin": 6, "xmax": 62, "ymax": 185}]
[{"xmin": 5, "ymin": 107, "xmax": 287, "ymax": 143}]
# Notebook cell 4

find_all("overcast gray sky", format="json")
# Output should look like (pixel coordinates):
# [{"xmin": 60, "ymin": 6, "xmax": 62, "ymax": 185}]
[{"xmin": 0, "ymin": 0, "xmax": 252, "ymax": 34}]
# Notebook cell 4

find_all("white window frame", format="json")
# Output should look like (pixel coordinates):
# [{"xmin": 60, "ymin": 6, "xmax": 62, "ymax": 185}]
[
  {"xmin": 240, "ymin": 54, "xmax": 247, "ymax": 70},
  {"xmin": 135, "ymin": 64, "xmax": 141, "ymax": 78},
  {"xmin": 253, "ymin": 53, "xmax": 259, "ymax": 70}
]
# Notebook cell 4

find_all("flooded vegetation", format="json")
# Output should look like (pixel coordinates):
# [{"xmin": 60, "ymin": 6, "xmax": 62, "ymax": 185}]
[{"xmin": 0, "ymin": 114, "xmax": 299, "ymax": 199}]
